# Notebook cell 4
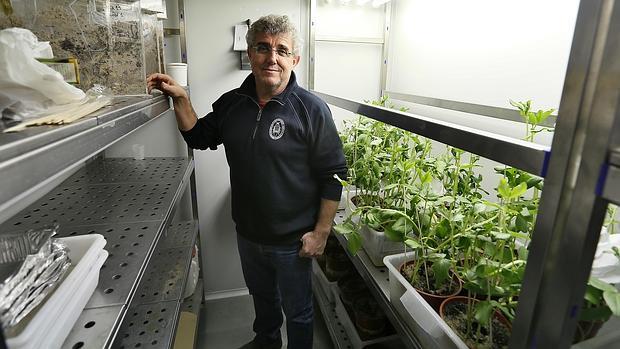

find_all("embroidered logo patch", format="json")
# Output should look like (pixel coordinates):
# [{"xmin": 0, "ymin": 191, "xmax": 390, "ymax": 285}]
[{"xmin": 269, "ymin": 118, "xmax": 285, "ymax": 140}]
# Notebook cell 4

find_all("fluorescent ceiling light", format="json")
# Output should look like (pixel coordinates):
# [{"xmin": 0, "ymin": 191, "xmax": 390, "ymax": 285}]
[
  {"xmin": 371, "ymin": 0, "xmax": 390, "ymax": 7},
  {"xmin": 356, "ymin": 0, "xmax": 371, "ymax": 5}
]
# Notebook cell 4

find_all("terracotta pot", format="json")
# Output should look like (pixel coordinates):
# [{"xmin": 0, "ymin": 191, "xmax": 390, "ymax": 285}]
[
  {"xmin": 399, "ymin": 259, "xmax": 463, "ymax": 312},
  {"xmin": 325, "ymin": 247, "xmax": 353, "ymax": 282},
  {"xmin": 353, "ymin": 295, "xmax": 387, "ymax": 339}
]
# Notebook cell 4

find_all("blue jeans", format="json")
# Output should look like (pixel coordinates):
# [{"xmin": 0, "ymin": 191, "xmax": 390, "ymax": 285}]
[{"xmin": 237, "ymin": 233, "xmax": 313, "ymax": 349}]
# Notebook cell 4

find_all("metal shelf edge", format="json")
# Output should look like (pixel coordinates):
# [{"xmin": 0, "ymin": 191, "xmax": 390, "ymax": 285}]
[
  {"xmin": 312, "ymin": 278, "xmax": 353, "ymax": 349},
  {"xmin": 314, "ymin": 91, "xmax": 550, "ymax": 176}
]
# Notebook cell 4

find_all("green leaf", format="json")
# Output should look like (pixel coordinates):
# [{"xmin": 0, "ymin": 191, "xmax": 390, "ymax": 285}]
[
  {"xmin": 385, "ymin": 223, "xmax": 407, "ymax": 242},
  {"xmin": 583, "ymin": 285, "xmax": 601, "ymax": 305},
  {"xmin": 603, "ymin": 291, "xmax": 620, "ymax": 316},
  {"xmin": 432, "ymin": 259, "xmax": 451, "ymax": 288},
  {"xmin": 333, "ymin": 222, "xmax": 355, "ymax": 235},
  {"xmin": 589, "ymin": 277, "xmax": 617, "ymax": 293},
  {"xmin": 515, "ymin": 215, "xmax": 529, "ymax": 233},
  {"xmin": 347, "ymin": 231, "xmax": 363, "ymax": 255},
  {"xmin": 491, "ymin": 230, "xmax": 511, "ymax": 240},
  {"xmin": 474, "ymin": 202, "xmax": 487, "ymax": 214},
  {"xmin": 498, "ymin": 178, "xmax": 511, "ymax": 199},
  {"xmin": 474, "ymin": 300, "xmax": 494, "ymax": 325},
  {"xmin": 404, "ymin": 238, "xmax": 422, "ymax": 250},
  {"xmin": 579, "ymin": 306, "xmax": 612, "ymax": 321},
  {"xmin": 510, "ymin": 182, "xmax": 528, "ymax": 199},
  {"xmin": 434, "ymin": 219, "xmax": 452, "ymax": 238}
]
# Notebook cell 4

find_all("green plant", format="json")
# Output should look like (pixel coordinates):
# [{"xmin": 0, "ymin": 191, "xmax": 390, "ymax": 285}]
[
  {"xmin": 581, "ymin": 277, "xmax": 620, "ymax": 322},
  {"xmin": 605, "ymin": 204, "xmax": 619, "ymax": 235},
  {"xmin": 509, "ymin": 99, "xmax": 555, "ymax": 142}
]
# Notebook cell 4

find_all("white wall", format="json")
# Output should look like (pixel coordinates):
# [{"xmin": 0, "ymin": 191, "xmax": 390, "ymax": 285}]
[
  {"xmin": 313, "ymin": 0, "xmax": 580, "ymax": 202},
  {"xmin": 388, "ymin": 0, "xmax": 580, "ymax": 112},
  {"xmin": 313, "ymin": 0, "xmax": 387, "ymax": 130},
  {"xmin": 184, "ymin": 0, "xmax": 308, "ymax": 298},
  {"xmin": 384, "ymin": 0, "xmax": 580, "ymax": 147}
]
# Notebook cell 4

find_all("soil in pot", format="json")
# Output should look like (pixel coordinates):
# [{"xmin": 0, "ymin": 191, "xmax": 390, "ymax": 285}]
[
  {"xmin": 350, "ymin": 194, "xmax": 385, "ymax": 208},
  {"xmin": 440, "ymin": 296, "xmax": 511, "ymax": 349},
  {"xmin": 325, "ymin": 246, "xmax": 353, "ymax": 282},
  {"xmin": 400, "ymin": 259, "xmax": 462, "ymax": 311},
  {"xmin": 352, "ymin": 294, "xmax": 388, "ymax": 340}
]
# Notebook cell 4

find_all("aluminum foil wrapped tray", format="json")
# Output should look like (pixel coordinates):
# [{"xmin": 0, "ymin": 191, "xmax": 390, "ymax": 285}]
[{"xmin": 0, "ymin": 224, "xmax": 71, "ymax": 329}]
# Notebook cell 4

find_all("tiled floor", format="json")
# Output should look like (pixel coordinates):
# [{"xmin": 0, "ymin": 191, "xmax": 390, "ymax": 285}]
[{"xmin": 197, "ymin": 294, "xmax": 334, "ymax": 349}]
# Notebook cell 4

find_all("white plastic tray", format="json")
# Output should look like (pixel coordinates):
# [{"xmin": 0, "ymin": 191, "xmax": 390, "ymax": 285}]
[
  {"xmin": 332, "ymin": 288, "xmax": 400, "ymax": 349},
  {"xmin": 7, "ymin": 234, "xmax": 108, "ymax": 349},
  {"xmin": 311, "ymin": 259, "xmax": 338, "ymax": 304},
  {"xmin": 383, "ymin": 253, "xmax": 467, "ymax": 349},
  {"xmin": 360, "ymin": 225, "xmax": 403, "ymax": 266}
]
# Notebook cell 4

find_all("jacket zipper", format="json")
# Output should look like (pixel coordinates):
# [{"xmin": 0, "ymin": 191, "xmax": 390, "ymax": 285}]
[
  {"xmin": 252, "ymin": 108, "xmax": 263, "ymax": 140},
  {"xmin": 234, "ymin": 91, "xmax": 285, "ymax": 141}
]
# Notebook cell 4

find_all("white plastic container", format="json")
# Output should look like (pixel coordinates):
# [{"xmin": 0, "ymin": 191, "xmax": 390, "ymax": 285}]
[
  {"xmin": 332, "ymin": 288, "xmax": 401, "ymax": 349},
  {"xmin": 383, "ymin": 253, "xmax": 467, "ymax": 349},
  {"xmin": 6, "ymin": 234, "xmax": 108, "ymax": 349},
  {"xmin": 311, "ymin": 259, "xmax": 338, "ymax": 304},
  {"xmin": 360, "ymin": 225, "xmax": 404, "ymax": 267},
  {"xmin": 166, "ymin": 63, "xmax": 188, "ymax": 86}
]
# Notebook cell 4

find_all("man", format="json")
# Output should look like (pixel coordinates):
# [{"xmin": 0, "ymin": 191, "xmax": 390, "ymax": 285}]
[{"xmin": 147, "ymin": 14, "xmax": 347, "ymax": 349}]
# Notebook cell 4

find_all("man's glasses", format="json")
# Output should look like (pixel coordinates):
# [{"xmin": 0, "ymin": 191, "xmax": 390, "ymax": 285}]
[{"xmin": 252, "ymin": 43, "xmax": 294, "ymax": 57}]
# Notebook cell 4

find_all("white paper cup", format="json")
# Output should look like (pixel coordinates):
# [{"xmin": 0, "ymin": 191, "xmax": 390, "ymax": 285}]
[
  {"xmin": 166, "ymin": 63, "xmax": 188, "ymax": 86},
  {"xmin": 132, "ymin": 144, "xmax": 145, "ymax": 160}
]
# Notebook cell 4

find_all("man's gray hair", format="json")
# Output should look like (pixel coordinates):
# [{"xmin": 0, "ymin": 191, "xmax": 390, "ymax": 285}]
[{"xmin": 246, "ymin": 15, "xmax": 302, "ymax": 55}]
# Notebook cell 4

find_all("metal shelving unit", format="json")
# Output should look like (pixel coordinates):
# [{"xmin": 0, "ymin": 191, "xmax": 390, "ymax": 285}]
[
  {"xmin": 0, "ymin": 95, "xmax": 202, "ymax": 348},
  {"xmin": 312, "ymin": 1, "xmax": 620, "ymax": 348},
  {"xmin": 0, "ymin": 95, "xmax": 170, "ymax": 224}
]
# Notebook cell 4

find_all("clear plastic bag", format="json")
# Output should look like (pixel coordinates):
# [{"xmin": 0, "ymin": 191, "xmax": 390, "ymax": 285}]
[{"xmin": 0, "ymin": 27, "xmax": 85, "ymax": 118}]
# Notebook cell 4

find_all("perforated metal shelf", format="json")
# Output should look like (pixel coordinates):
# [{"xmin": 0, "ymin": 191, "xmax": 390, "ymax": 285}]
[
  {"xmin": 0, "ymin": 158, "xmax": 191, "ymax": 232},
  {"xmin": 62, "ymin": 306, "xmax": 124, "ymax": 349},
  {"xmin": 56, "ymin": 222, "xmax": 162, "ymax": 308},
  {"xmin": 65, "ymin": 158, "xmax": 189, "ymax": 185},
  {"xmin": 158, "ymin": 221, "xmax": 198, "ymax": 249},
  {"xmin": 313, "ymin": 276, "xmax": 353, "ymax": 349},
  {"xmin": 111, "ymin": 301, "xmax": 181, "ymax": 349},
  {"xmin": 0, "ymin": 95, "xmax": 169, "ymax": 224},
  {"xmin": 132, "ymin": 245, "xmax": 193, "ymax": 304},
  {"xmin": 180, "ymin": 279, "xmax": 203, "ymax": 314},
  {"xmin": 108, "ymin": 219, "xmax": 198, "ymax": 348},
  {"xmin": 10, "ymin": 156, "xmax": 198, "ymax": 349}
]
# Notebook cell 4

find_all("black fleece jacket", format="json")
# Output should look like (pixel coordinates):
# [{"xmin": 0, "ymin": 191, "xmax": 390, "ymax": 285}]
[{"xmin": 180, "ymin": 72, "xmax": 347, "ymax": 245}]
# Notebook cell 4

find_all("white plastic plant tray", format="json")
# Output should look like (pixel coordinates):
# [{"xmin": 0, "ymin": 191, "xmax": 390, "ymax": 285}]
[
  {"xmin": 6, "ymin": 234, "xmax": 108, "ymax": 349},
  {"xmin": 360, "ymin": 225, "xmax": 404, "ymax": 267},
  {"xmin": 332, "ymin": 288, "xmax": 400, "ymax": 349},
  {"xmin": 311, "ymin": 259, "xmax": 338, "ymax": 304},
  {"xmin": 383, "ymin": 253, "xmax": 467, "ymax": 349}
]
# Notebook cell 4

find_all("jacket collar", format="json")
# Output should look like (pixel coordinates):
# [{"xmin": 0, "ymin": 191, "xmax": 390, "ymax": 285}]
[{"xmin": 238, "ymin": 71, "xmax": 298, "ymax": 105}]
